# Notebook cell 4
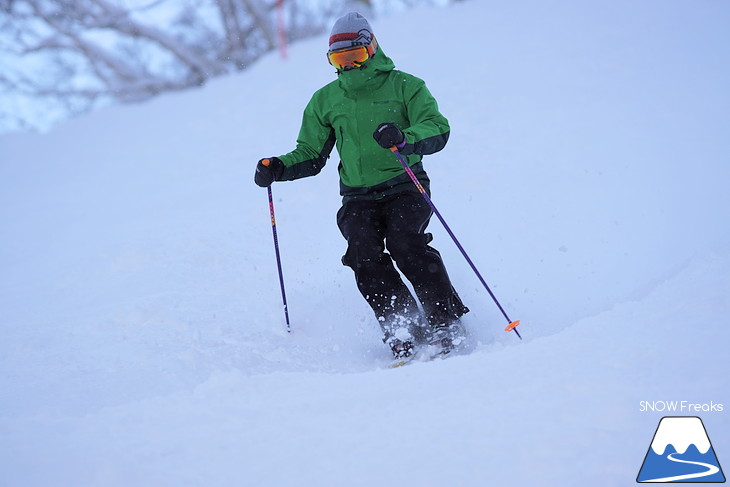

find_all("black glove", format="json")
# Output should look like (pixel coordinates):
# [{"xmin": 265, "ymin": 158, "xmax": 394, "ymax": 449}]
[
  {"xmin": 373, "ymin": 123, "xmax": 405, "ymax": 149},
  {"xmin": 254, "ymin": 157, "xmax": 284, "ymax": 187}
]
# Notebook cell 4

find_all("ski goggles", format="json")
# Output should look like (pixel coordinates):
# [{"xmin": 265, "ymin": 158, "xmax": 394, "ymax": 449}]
[{"xmin": 327, "ymin": 38, "xmax": 378, "ymax": 70}]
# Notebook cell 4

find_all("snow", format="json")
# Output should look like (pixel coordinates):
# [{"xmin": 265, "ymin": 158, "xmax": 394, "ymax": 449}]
[{"xmin": 1, "ymin": 1, "xmax": 729, "ymax": 486}]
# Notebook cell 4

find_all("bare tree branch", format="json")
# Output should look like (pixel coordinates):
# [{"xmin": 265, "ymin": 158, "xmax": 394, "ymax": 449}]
[{"xmin": 0, "ymin": 0, "xmax": 450, "ymax": 132}]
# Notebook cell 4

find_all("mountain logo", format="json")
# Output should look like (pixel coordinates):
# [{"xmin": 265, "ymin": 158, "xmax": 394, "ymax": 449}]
[{"xmin": 637, "ymin": 416, "xmax": 726, "ymax": 483}]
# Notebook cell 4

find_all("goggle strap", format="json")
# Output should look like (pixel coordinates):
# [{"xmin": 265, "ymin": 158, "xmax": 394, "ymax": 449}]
[{"xmin": 368, "ymin": 37, "xmax": 378, "ymax": 56}]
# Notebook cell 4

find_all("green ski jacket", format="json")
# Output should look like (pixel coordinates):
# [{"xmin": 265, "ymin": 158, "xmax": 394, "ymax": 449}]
[{"xmin": 277, "ymin": 47, "xmax": 450, "ymax": 201}]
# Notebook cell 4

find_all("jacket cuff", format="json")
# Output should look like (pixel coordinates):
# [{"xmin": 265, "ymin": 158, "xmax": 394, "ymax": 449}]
[{"xmin": 398, "ymin": 142, "xmax": 415, "ymax": 156}]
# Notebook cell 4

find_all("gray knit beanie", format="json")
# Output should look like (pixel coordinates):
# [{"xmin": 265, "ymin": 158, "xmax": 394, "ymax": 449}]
[{"xmin": 328, "ymin": 12, "xmax": 375, "ymax": 52}]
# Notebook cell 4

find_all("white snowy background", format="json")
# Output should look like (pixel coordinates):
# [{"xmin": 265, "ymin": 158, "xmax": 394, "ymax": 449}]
[{"xmin": 1, "ymin": 1, "xmax": 729, "ymax": 486}]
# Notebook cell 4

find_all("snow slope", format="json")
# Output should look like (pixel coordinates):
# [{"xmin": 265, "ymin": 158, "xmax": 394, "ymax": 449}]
[{"xmin": 1, "ymin": 1, "xmax": 729, "ymax": 486}]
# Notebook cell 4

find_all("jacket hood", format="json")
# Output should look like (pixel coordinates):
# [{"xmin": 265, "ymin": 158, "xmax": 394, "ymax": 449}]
[{"xmin": 336, "ymin": 46, "xmax": 395, "ymax": 93}]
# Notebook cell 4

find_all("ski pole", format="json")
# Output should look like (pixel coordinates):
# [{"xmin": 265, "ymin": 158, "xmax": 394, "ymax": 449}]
[
  {"xmin": 262, "ymin": 159, "xmax": 291, "ymax": 332},
  {"xmin": 390, "ymin": 147, "xmax": 522, "ymax": 339}
]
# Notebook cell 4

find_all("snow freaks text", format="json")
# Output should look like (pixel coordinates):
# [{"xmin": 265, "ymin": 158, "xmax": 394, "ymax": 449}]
[{"xmin": 639, "ymin": 401, "xmax": 724, "ymax": 413}]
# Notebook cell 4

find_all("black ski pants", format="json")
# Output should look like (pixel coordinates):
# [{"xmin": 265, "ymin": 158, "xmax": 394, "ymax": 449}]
[{"xmin": 337, "ymin": 192, "xmax": 468, "ymax": 339}]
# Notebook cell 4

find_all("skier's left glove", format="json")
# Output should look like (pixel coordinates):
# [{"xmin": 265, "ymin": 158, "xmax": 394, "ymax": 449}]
[
  {"xmin": 373, "ymin": 123, "xmax": 406, "ymax": 149},
  {"xmin": 254, "ymin": 157, "xmax": 284, "ymax": 187}
]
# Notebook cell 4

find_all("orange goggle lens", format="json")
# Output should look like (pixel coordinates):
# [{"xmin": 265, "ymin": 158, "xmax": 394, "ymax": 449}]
[
  {"xmin": 327, "ymin": 40, "xmax": 377, "ymax": 70},
  {"xmin": 327, "ymin": 46, "xmax": 369, "ymax": 70}
]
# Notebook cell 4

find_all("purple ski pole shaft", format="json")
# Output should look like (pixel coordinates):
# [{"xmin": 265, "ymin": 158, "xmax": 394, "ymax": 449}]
[
  {"xmin": 266, "ymin": 180, "xmax": 291, "ymax": 332},
  {"xmin": 390, "ymin": 147, "xmax": 521, "ymax": 339}
]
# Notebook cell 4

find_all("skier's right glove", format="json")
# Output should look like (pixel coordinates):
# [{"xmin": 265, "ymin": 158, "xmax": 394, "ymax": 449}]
[
  {"xmin": 373, "ymin": 122, "xmax": 405, "ymax": 149},
  {"xmin": 254, "ymin": 157, "xmax": 284, "ymax": 187}
]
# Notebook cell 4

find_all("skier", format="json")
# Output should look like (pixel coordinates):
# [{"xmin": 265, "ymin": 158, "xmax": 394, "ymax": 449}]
[{"xmin": 254, "ymin": 12, "xmax": 469, "ymax": 359}]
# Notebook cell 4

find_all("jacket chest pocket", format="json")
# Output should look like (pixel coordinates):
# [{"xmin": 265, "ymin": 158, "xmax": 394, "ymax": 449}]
[
  {"xmin": 330, "ymin": 101, "xmax": 354, "ymax": 151},
  {"xmin": 370, "ymin": 100, "xmax": 408, "ymax": 127}
]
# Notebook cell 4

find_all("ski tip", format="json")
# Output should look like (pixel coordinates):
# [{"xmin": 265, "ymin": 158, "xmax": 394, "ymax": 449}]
[{"xmin": 388, "ymin": 360, "xmax": 410, "ymax": 369}]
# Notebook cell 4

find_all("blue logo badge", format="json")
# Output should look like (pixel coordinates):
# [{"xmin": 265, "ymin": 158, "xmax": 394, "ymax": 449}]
[{"xmin": 637, "ymin": 416, "xmax": 725, "ymax": 483}]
